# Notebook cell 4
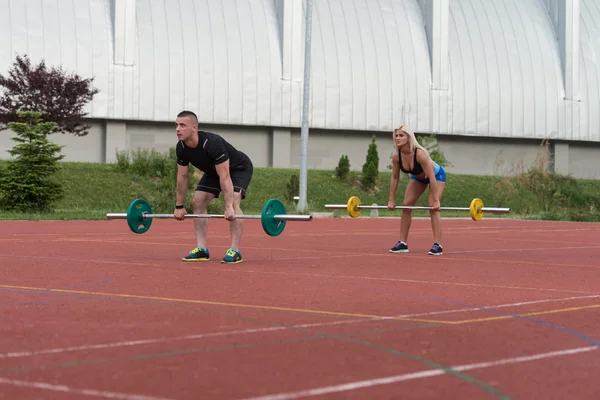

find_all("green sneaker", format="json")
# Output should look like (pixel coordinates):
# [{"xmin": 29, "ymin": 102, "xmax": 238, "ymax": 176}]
[
  {"xmin": 221, "ymin": 249, "xmax": 242, "ymax": 264},
  {"xmin": 182, "ymin": 247, "xmax": 210, "ymax": 262}
]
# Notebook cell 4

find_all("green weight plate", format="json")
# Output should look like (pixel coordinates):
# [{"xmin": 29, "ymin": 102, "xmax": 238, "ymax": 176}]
[
  {"xmin": 261, "ymin": 198, "xmax": 286, "ymax": 236},
  {"xmin": 127, "ymin": 198, "xmax": 153, "ymax": 234}
]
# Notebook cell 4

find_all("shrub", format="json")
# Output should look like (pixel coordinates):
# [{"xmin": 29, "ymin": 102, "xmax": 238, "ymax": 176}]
[
  {"xmin": 0, "ymin": 111, "xmax": 65, "ymax": 211},
  {"xmin": 286, "ymin": 173, "xmax": 299, "ymax": 202},
  {"xmin": 335, "ymin": 154, "xmax": 350, "ymax": 180},
  {"xmin": 361, "ymin": 136, "xmax": 379, "ymax": 190},
  {"xmin": 115, "ymin": 149, "xmax": 131, "ymax": 172},
  {"xmin": 112, "ymin": 147, "xmax": 197, "ymax": 212},
  {"xmin": 361, "ymin": 161, "xmax": 378, "ymax": 190},
  {"xmin": 491, "ymin": 139, "xmax": 600, "ymax": 221}
]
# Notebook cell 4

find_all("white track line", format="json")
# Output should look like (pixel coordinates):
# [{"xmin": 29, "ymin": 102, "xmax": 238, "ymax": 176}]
[
  {"xmin": 0, "ymin": 320, "xmax": 388, "ymax": 360},
  {"xmin": 1, "ymin": 295, "xmax": 597, "ymax": 359},
  {"xmin": 351, "ymin": 277, "xmax": 595, "ymax": 294},
  {"xmin": 242, "ymin": 346, "xmax": 599, "ymax": 400},
  {"xmin": 0, "ymin": 377, "xmax": 172, "ymax": 400},
  {"xmin": 392, "ymin": 294, "xmax": 600, "ymax": 318}
]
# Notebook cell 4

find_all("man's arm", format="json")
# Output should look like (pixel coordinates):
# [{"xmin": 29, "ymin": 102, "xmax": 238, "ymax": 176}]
[
  {"xmin": 176, "ymin": 164, "xmax": 189, "ymax": 206},
  {"xmin": 204, "ymin": 134, "xmax": 235, "ymax": 218},
  {"xmin": 215, "ymin": 160, "xmax": 235, "ymax": 210}
]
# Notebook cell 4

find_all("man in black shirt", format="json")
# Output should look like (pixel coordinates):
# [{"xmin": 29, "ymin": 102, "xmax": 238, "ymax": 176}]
[{"xmin": 174, "ymin": 110, "xmax": 253, "ymax": 264}]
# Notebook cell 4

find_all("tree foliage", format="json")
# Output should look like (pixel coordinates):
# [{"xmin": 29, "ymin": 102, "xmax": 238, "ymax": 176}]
[
  {"xmin": 416, "ymin": 133, "xmax": 452, "ymax": 168},
  {"xmin": 335, "ymin": 154, "xmax": 350, "ymax": 180},
  {"xmin": 361, "ymin": 135, "xmax": 379, "ymax": 190},
  {"xmin": 0, "ymin": 111, "xmax": 65, "ymax": 212},
  {"xmin": 0, "ymin": 54, "xmax": 99, "ymax": 136}
]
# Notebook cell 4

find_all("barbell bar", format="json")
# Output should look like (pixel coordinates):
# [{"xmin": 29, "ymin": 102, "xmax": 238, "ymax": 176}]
[
  {"xmin": 107, "ymin": 198, "xmax": 312, "ymax": 236},
  {"xmin": 324, "ymin": 196, "xmax": 510, "ymax": 221}
]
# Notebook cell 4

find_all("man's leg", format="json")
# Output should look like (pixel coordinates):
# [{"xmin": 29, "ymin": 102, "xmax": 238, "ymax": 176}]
[
  {"xmin": 229, "ymin": 191, "xmax": 244, "ymax": 250},
  {"xmin": 222, "ymin": 165, "xmax": 252, "ymax": 264},
  {"xmin": 182, "ymin": 188, "xmax": 216, "ymax": 262},
  {"xmin": 192, "ymin": 190, "xmax": 216, "ymax": 249}
]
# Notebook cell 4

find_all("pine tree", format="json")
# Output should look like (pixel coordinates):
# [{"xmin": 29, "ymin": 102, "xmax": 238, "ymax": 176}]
[
  {"xmin": 0, "ymin": 111, "xmax": 65, "ymax": 211},
  {"xmin": 361, "ymin": 136, "xmax": 379, "ymax": 189},
  {"xmin": 335, "ymin": 154, "xmax": 350, "ymax": 180}
]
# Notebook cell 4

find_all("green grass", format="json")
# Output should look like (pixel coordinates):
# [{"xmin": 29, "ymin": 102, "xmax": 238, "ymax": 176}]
[{"xmin": 1, "ymin": 159, "xmax": 599, "ymax": 222}]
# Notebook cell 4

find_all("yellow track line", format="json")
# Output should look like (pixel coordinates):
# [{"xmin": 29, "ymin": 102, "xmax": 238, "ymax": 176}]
[
  {"xmin": 0, "ymin": 284, "xmax": 441, "ymax": 324},
  {"xmin": 445, "ymin": 304, "xmax": 600, "ymax": 324},
  {"xmin": 0, "ymin": 284, "xmax": 598, "ymax": 325}
]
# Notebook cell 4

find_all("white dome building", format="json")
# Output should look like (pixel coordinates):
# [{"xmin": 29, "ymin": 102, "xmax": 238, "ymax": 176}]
[{"xmin": 0, "ymin": 0, "xmax": 599, "ymax": 178}]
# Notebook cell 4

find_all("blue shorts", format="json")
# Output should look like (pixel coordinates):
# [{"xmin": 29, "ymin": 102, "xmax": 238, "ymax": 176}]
[{"xmin": 410, "ymin": 164, "xmax": 446, "ymax": 184}]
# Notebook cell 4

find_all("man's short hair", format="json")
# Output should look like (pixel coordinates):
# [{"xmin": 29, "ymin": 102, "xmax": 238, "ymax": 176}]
[{"xmin": 177, "ymin": 110, "xmax": 198, "ymax": 125}]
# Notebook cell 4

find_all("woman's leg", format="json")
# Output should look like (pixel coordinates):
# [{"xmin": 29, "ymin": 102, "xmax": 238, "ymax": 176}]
[
  {"xmin": 428, "ymin": 182, "xmax": 446, "ymax": 244},
  {"xmin": 399, "ymin": 180, "xmax": 428, "ymax": 243}
]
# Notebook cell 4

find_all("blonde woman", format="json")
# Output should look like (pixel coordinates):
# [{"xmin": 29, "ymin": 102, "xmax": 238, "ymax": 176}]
[{"xmin": 388, "ymin": 125, "xmax": 446, "ymax": 255}]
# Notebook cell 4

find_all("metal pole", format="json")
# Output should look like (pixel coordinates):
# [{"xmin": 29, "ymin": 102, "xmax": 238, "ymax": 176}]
[
  {"xmin": 106, "ymin": 213, "xmax": 314, "ymax": 221},
  {"xmin": 297, "ymin": 0, "xmax": 313, "ymax": 212},
  {"xmin": 323, "ymin": 205, "xmax": 511, "ymax": 213}
]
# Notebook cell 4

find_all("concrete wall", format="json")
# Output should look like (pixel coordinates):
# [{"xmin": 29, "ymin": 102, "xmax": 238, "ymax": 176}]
[
  {"xmin": 569, "ymin": 142, "xmax": 600, "ymax": 179},
  {"xmin": 0, "ymin": 122, "xmax": 106, "ymax": 163},
  {"xmin": 121, "ymin": 122, "xmax": 272, "ymax": 167},
  {"xmin": 0, "ymin": 121, "xmax": 272, "ymax": 166},
  {"xmin": 4, "ymin": 120, "xmax": 598, "ymax": 179},
  {"xmin": 436, "ymin": 136, "xmax": 548, "ymax": 177},
  {"xmin": 289, "ymin": 129, "xmax": 396, "ymax": 172}
]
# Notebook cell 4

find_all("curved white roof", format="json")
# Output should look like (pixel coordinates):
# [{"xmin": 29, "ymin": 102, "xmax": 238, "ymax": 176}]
[{"xmin": 0, "ymin": 0, "xmax": 598, "ymax": 142}]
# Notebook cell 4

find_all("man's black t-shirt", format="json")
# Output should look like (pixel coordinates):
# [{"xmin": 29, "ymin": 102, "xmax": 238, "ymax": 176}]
[{"xmin": 176, "ymin": 131, "xmax": 251, "ymax": 175}]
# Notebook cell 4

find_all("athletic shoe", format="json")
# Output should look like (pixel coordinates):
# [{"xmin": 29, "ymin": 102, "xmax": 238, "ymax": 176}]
[
  {"xmin": 390, "ymin": 241, "xmax": 409, "ymax": 253},
  {"xmin": 428, "ymin": 242, "xmax": 443, "ymax": 256},
  {"xmin": 221, "ymin": 249, "xmax": 243, "ymax": 264},
  {"xmin": 182, "ymin": 247, "xmax": 210, "ymax": 262}
]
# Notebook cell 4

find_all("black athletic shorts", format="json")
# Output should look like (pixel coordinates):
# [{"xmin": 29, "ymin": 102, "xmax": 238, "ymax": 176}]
[{"xmin": 196, "ymin": 164, "xmax": 253, "ymax": 200}]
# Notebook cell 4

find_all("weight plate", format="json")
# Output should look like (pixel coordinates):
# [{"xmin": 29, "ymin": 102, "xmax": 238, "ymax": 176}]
[
  {"xmin": 469, "ymin": 198, "xmax": 484, "ymax": 221},
  {"xmin": 346, "ymin": 196, "xmax": 361, "ymax": 218},
  {"xmin": 261, "ymin": 198, "xmax": 287, "ymax": 236},
  {"xmin": 127, "ymin": 198, "xmax": 153, "ymax": 234}
]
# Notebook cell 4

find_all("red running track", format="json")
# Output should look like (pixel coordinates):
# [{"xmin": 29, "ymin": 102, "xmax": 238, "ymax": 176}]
[{"xmin": 0, "ymin": 216, "xmax": 599, "ymax": 400}]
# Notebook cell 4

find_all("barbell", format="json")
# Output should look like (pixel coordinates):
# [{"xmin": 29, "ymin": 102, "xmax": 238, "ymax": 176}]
[
  {"xmin": 106, "ymin": 198, "xmax": 313, "ymax": 236},
  {"xmin": 324, "ymin": 196, "xmax": 510, "ymax": 221}
]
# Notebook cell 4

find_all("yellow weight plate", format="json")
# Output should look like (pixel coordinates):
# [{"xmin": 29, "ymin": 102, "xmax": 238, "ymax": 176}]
[
  {"xmin": 346, "ymin": 196, "xmax": 362, "ymax": 218},
  {"xmin": 470, "ymin": 198, "xmax": 484, "ymax": 221}
]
